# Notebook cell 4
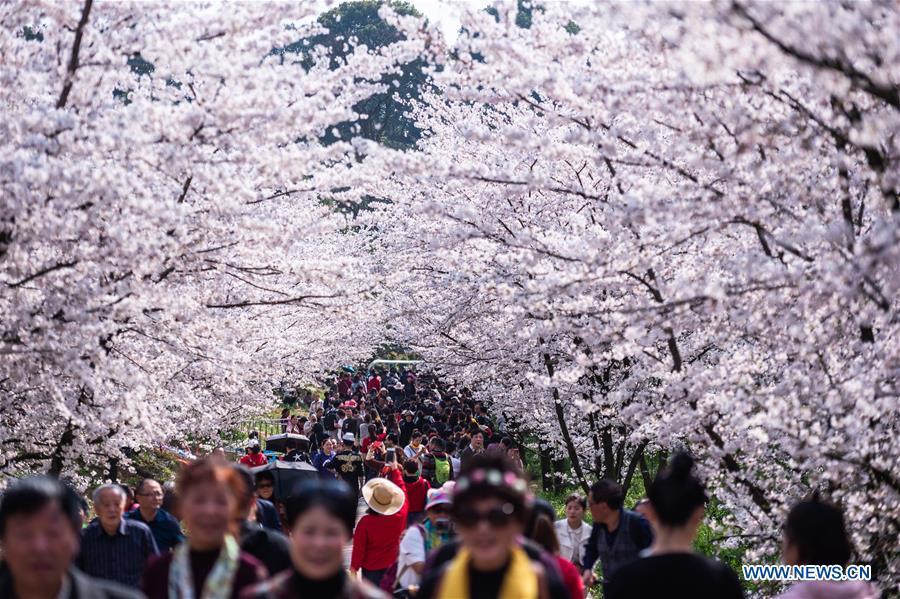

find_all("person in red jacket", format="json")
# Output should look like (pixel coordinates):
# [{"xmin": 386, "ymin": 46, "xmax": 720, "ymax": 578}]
[
  {"xmin": 239, "ymin": 441, "xmax": 268, "ymax": 468},
  {"xmin": 401, "ymin": 460, "xmax": 431, "ymax": 525},
  {"xmin": 350, "ymin": 462, "xmax": 408, "ymax": 587},
  {"xmin": 367, "ymin": 371, "xmax": 382, "ymax": 394}
]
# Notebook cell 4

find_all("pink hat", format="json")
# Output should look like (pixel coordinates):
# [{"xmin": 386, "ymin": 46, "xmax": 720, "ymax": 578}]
[{"xmin": 425, "ymin": 488, "xmax": 452, "ymax": 511}]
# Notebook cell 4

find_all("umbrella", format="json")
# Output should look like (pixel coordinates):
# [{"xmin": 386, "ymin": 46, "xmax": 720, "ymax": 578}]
[
  {"xmin": 250, "ymin": 460, "xmax": 318, "ymax": 499},
  {"xmin": 341, "ymin": 365, "xmax": 355, "ymax": 373},
  {"xmin": 264, "ymin": 433, "xmax": 309, "ymax": 454}
]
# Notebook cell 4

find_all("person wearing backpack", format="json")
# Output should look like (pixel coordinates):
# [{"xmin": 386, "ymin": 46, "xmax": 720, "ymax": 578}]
[
  {"xmin": 582, "ymin": 479, "xmax": 653, "ymax": 592},
  {"xmin": 323, "ymin": 407, "xmax": 341, "ymax": 440},
  {"xmin": 392, "ymin": 487, "xmax": 454, "ymax": 597},
  {"xmin": 420, "ymin": 437, "xmax": 454, "ymax": 487}
]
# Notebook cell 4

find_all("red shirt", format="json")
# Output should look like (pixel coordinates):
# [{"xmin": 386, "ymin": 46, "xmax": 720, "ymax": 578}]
[
  {"xmin": 360, "ymin": 433, "xmax": 386, "ymax": 455},
  {"xmin": 350, "ymin": 468, "xmax": 408, "ymax": 571},
  {"xmin": 556, "ymin": 556, "xmax": 584, "ymax": 599},
  {"xmin": 404, "ymin": 476, "xmax": 431, "ymax": 513},
  {"xmin": 239, "ymin": 452, "xmax": 267, "ymax": 468},
  {"xmin": 367, "ymin": 376, "xmax": 382, "ymax": 392},
  {"xmin": 338, "ymin": 378, "xmax": 353, "ymax": 398}
]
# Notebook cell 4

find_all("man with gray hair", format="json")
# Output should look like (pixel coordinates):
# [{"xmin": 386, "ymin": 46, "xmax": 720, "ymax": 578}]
[
  {"xmin": 125, "ymin": 478, "xmax": 184, "ymax": 551},
  {"xmin": 77, "ymin": 483, "xmax": 159, "ymax": 587}
]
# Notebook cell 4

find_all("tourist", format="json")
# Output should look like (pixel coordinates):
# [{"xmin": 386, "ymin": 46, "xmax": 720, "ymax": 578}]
[
  {"xmin": 416, "ymin": 452, "xmax": 564, "ymax": 599},
  {"xmin": 395, "ymin": 486, "xmax": 455, "ymax": 595},
  {"xmin": 531, "ymin": 514, "xmax": 585, "ymax": 599},
  {"xmin": 353, "ymin": 372, "xmax": 368, "ymax": 395},
  {"xmin": 230, "ymin": 465, "xmax": 292, "ymax": 577},
  {"xmin": 326, "ymin": 432, "xmax": 365, "ymax": 498},
  {"xmin": 125, "ymin": 478, "xmax": 185, "ymax": 552},
  {"xmin": 403, "ymin": 430, "xmax": 427, "ymax": 462},
  {"xmin": 420, "ymin": 436, "xmax": 453, "ymax": 487},
  {"xmin": 281, "ymin": 438, "xmax": 309, "ymax": 463},
  {"xmin": 350, "ymin": 461, "xmax": 409, "ymax": 587},
  {"xmin": 77, "ymin": 483, "xmax": 159, "ymax": 587},
  {"xmin": 313, "ymin": 437, "xmax": 337, "ymax": 476},
  {"xmin": 253, "ymin": 471, "xmax": 283, "ymax": 532},
  {"xmin": 459, "ymin": 429, "xmax": 484, "ymax": 469},
  {"xmin": 633, "ymin": 497, "xmax": 654, "ymax": 525},
  {"xmin": 243, "ymin": 478, "xmax": 387, "ymax": 598},
  {"xmin": 142, "ymin": 459, "xmax": 267, "ymax": 599},
  {"xmin": 399, "ymin": 410, "xmax": 416, "ymax": 447},
  {"xmin": 401, "ymin": 459, "xmax": 431, "ymax": 525},
  {"xmin": 162, "ymin": 480, "xmax": 180, "ymax": 522},
  {"xmin": 240, "ymin": 440, "xmax": 268, "ymax": 468},
  {"xmin": 368, "ymin": 370, "xmax": 382, "ymax": 394},
  {"xmin": 338, "ymin": 372, "xmax": 353, "ymax": 399},
  {"xmin": 775, "ymin": 496, "xmax": 878, "ymax": 599},
  {"xmin": 581, "ymin": 478, "xmax": 652, "ymax": 590},
  {"xmin": 507, "ymin": 445, "xmax": 525, "ymax": 474},
  {"xmin": 554, "ymin": 493, "xmax": 592, "ymax": 570},
  {"xmin": 0, "ymin": 476, "xmax": 143, "ymax": 599},
  {"xmin": 605, "ymin": 453, "xmax": 743, "ymax": 599},
  {"xmin": 286, "ymin": 414, "xmax": 300, "ymax": 434},
  {"xmin": 303, "ymin": 413, "xmax": 316, "ymax": 436}
]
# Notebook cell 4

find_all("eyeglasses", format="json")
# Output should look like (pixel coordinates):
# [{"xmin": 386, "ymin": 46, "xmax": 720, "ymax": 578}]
[
  {"xmin": 429, "ymin": 505, "xmax": 450, "ymax": 515},
  {"xmin": 138, "ymin": 491, "xmax": 163, "ymax": 497},
  {"xmin": 257, "ymin": 483, "xmax": 274, "ymax": 489},
  {"xmin": 454, "ymin": 503, "xmax": 516, "ymax": 528}
]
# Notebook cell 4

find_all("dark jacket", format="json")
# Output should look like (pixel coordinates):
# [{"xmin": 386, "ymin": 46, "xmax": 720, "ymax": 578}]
[
  {"xmin": 0, "ymin": 564, "xmax": 145, "ymax": 599},
  {"xmin": 582, "ymin": 509, "xmax": 652, "ymax": 583},
  {"xmin": 239, "ymin": 521, "xmax": 292, "ymax": 576},
  {"xmin": 255, "ymin": 498, "xmax": 282, "ymax": 532}
]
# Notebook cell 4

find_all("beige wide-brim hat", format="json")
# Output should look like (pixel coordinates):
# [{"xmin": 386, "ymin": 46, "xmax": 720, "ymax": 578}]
[{"xmin": 362, "ymin": 477, "xmax": 405, "ymax": 516}]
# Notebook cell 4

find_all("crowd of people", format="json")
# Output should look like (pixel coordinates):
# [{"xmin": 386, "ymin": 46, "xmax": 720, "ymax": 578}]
[{"xmin": 0, "ymin": 367, "xmax": 880, "ymax": 598}]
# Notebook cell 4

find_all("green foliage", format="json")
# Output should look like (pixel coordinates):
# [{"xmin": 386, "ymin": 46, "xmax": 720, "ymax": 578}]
[{"xmin": 122, "ymin": 448, "xmax": 183, "ymax": 486}]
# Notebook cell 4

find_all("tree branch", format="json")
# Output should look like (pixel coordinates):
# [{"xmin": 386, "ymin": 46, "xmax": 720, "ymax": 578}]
[{"xmin": 57, "ymin": 0, "xmax": 94, "ymax": 109}]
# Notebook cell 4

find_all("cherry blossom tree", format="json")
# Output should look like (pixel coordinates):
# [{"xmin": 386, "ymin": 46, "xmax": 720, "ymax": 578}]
[
  {"xmin": 0, "ymin": 1, "xmax": 403, "ymax": 479},
  {"xmin": 362, "ymin": 0, "xmax": 899, "ymax": 587}
]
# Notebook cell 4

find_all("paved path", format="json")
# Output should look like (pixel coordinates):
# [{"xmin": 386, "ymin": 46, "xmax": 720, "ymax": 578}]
[{"xmin": 343, "ymin": 496, "xmax": 369, "ymax": 569}]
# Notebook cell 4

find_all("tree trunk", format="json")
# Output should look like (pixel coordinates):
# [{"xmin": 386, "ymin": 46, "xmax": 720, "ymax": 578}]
[
  {"xmin": 47, "ymin": 419, "xmax": 75, "ymax": 477},
  {"xmin": 639, "ymin": 453, "xmax": 653, "ymax": 491},
  {"xmin": 543, "ymin": 352, "xmax": 590, "ymax": 495},
  {"xmin": 622, "ymin": 441, "xmax": 647, "ymax": 496},
  {"xmin": 539, "ymin": 442, "xmax": 553, "ymax": 491}
]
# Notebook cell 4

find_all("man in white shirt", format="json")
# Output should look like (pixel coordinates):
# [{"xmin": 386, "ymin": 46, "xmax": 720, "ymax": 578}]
[{"xmin": 554, "ymin": 492, "xmax": 593, "ymax": 569}]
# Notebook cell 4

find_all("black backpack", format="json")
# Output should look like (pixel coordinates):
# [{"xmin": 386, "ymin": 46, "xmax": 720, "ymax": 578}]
[{"xmin": 323, "ymin": 409, "xmax": 339, "ymax": 430}]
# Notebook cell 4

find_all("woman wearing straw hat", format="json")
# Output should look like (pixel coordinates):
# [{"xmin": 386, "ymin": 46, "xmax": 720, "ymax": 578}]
[{"xmin": 350, "ymin": 459, "xmax": 408, "ymax": 587}]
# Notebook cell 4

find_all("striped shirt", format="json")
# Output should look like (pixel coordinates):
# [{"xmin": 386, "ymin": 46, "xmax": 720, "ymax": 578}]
[{"xmin": 76, "ymin": 517, "xmax": 159, "ymax": 587}]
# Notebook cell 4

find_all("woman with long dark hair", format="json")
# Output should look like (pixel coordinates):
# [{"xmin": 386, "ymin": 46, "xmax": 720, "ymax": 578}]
[
  {"xmin": 605, "ymin": 452, "xmax": 743, "ymax": 599},
  {"xmin": 243, "ymin": 478, "xmax": 387, "ymax": 599}
]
